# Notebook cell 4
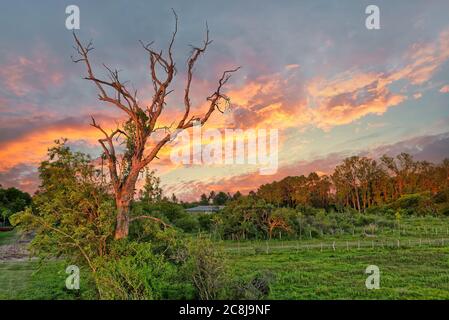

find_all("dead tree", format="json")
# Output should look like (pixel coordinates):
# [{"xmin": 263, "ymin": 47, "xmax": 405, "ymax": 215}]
[{"xmin": 72, "ymin": 11, "xmax": 239, "ymax": 239}]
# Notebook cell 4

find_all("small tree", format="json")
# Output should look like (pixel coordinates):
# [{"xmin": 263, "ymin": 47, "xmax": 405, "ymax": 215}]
[
  {"xmin": 0, "ymin": 185, "xmax": 31, "ymax": 226},
  {"xmin": 139, "ymin": 169, "xmax": 162, "ymax": 204},
  {"xmin": 11, "ymin": 140, "xmax": 115, "ymax": 272},
  {"xmin": 199, "ymin": 193, "xmax": 209, "ymax": 205},
  {"xmin": 72, "ymin": 11, "xmax": 239, "ymax": 239}
]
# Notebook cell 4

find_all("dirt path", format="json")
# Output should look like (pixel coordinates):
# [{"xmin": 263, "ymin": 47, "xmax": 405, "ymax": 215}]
[{"xmin": 0, "ymin": 232, "xmax": 33, "ymax": 262}]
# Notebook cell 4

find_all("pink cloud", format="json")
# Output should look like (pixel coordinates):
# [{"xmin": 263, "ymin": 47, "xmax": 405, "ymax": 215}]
[
  {"xmin": 171, "ymin": 132, "xmax": 449, "ymax": 201},
  {"xmin": 0, "ymin": 52, "xmax": 64, "ymax": 97}
]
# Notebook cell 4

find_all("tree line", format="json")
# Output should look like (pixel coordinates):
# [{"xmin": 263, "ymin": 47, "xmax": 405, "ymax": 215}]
[
  {"xmin": 0, "ymin": 185, "xmax": 31, "ymax": 226},
  {"xmin": 254, "ymin": 153, "xmax": 449, "ymax": 212}
]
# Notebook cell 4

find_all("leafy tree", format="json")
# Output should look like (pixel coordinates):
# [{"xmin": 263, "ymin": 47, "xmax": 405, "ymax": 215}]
[
  {"xmin": 199, "ymin": 193, "xmax": 209, "ymax": 205},
  {"xmin": 11, "ymin": 140, "xmax": 115, "ymax": 272},
  {"xmin": 139, "ymin": 169, "xmax": 162, "ymax": 204},
  {"xmin": 220, "ymin": 196, "xmax": 289, "ymax": 240},
  {"xmin": 266, "ymin": 208, "xmax": 292, "ymax": 239},
  {"xmin": 232, "ymin": 191, "xmax": 242, "ymax": 200},
  {"xmin": 208, "ymin": 191, "xmax": 216, "ymax": 204},
  {"xmin": 0, "ymin": 186, "xmax": 31, "ymax": 225},
  {"xmin": 213, "ymin": 191, "xmax": 230, "ymax": 205}
]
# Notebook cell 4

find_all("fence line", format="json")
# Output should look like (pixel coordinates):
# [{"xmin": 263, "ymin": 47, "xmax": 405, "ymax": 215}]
[
  {"xmin": 204, "ymin": 223, "xmax": 449, "ymax": 242},
  {"xmin": 223, "ymin": 237, "xmax": 449, "ymax": 253}
]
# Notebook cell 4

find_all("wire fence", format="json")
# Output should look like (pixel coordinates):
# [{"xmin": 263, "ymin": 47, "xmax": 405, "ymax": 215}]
[
  {"xmin": 199, "ymin": 222, "xmax": 449, "ymax": 242},
  {"xmin": 223, "ymin": 237, "xmax": 449, "ymax": 254}
]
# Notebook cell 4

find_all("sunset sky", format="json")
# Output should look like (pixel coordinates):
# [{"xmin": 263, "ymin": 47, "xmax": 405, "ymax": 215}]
[{"xmin": 1, "ymin": 0, "xmax": 449, "ymax": 200}]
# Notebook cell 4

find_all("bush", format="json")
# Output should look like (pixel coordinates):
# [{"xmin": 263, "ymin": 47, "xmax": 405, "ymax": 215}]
[
  {"xmin": 132, "ymin": 201, "xmax": 186, "ymax": 223},
  {"xmin": 184, "ymin": 237, "xmax": 228, "ymax": 300},
  {"xmin": 438, "ymin": 203, "xmax": 449, "ymax": 216},
  {"xmin": 433, "ymin": 188, "xmax": 449, "ymax": 204},
  {"xmin": 390, "ymin": 193, "xmax": 437, "ymax": 216},
  {"xmin": 95, "ymin": 236, "xmax": 229, "ymax": 300},
  {"xmin": 94, "ymin": 241, "xmax": 194, "ymax": 300},
  {"xmin": 198, "ymin": 214, "xmax": 214, "ymax": 231},
  {"xmin": 174, "ymin": 215, "xmax": 200, "ymax": 233},
  {"xmin": 228, "ymin": 271, "xmax": 275, "ymax": 300}
]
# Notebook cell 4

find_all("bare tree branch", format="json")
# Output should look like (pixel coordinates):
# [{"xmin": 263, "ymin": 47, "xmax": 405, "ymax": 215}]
[
  {"xmin": 129, "ymin": 215, "xmax": 172, "ymax": 229},
  {"xmin": 73, "ymin": 11, "xmax": 239, "ymax": 239}
]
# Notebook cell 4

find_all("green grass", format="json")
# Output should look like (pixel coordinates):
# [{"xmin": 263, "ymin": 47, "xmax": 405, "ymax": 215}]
[
  {"xmin": 2, "ymin": 216, "xmax": 449, "ymax": 299},
  {"xmin": 0, "ymin": 230, "xmax": 96, "ymax": 300},
  {"xmin": 221, "ymin": 216, "xmax": 449, "ymax": 299},
  {"xmin": 226, "ymin": 246, "xmax": 449, "ymax": 299},
  {"xmin": 0, "ymin": 260, "xmax": 97, "ymax": 300},
  {"xmin": 0, "ymin": 230, "xmax": 16, "ymax": 245}
]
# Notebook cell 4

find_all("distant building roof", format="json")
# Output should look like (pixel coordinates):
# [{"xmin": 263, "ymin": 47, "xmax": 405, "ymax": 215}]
[{"xmin": 185, "ymin": 205, "xmax": 225, "ymax": 213}]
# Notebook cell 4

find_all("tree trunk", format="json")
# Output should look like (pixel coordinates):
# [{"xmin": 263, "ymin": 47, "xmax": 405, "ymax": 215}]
[
  {"xmin": 115, "ymin": 198, "xmax": 130, "ymax": 239},
  {"xmin": 114, "ymin": 169, "xmax": 140, "ymax": 240}
]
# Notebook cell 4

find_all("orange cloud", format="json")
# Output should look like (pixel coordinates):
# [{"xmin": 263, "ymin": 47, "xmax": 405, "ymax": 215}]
[
  {"xmin": 0, "ymin": 122, "xmax": 99, "ymax": 172},
  {"xmin": 305, "ymin": 28, "xmax": 449, "ymax": 130},
  {"xmin": 307, "ymin": 73, "xmax": 406, "ymax": 130},
  {"xmin": 222, "ymin": 28, "xmax": 449, "ymax": 132},
  {"xmin": 3, "ymin": 27, "xmax": 449, "ymax": 197}
]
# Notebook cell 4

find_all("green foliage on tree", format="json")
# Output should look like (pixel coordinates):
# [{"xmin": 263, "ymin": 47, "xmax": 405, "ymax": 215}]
[
  {"xmin": 10, "ymin": 140, "xmax": 231, "ymax": 300},
  {"xmin": 11, "ymin": 140, "xmax": 116, "ymax": 272},
  {"xmin": 0, "ymin": 185, "xmax": 31, "ymax": 226},
  {"xmin": 138, "ymin": 168, "xmax": 162, "ymax": 204}
]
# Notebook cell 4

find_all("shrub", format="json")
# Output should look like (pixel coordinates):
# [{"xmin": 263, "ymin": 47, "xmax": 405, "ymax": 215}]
[
  {"xmin": 184, "ymin": 237, "xmax": 227, "ymax": 300},
  {"xmin": 433, "ymin": 188, "xmax": 449, "ymax": 204},
  {"xmin": 94, "ymin": 241, "xmax": 194, "ymax": 300},
  {"xmin": 438, "ymin": 203, "xmax": 449, "ymax": 216},
  {"xmin": 174, "ymin": 215, "xmax": 200, "ymax": 233},
  {"xmin": 390, "ymin": 193, "xmax": 437, "ymax": 216},
  {"xmin": 198, "ymin": 213, "xmax": 214, "ymax": 231},
  {"xmin": 133, "ymin": 201, "xmax": 186, "ymax": 222},
  {"xmin": 228, "ymin": 271, "xmax": 275, "ymax": 300}
]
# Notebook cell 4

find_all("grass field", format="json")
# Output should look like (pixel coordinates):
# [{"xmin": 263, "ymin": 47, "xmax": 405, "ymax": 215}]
[
  {"xmin": 222, "ymin": 216, "xmax": 449, "ymax": 299},
  {"xmin": 0, "ymin": 260, "xmax": 96, "ymax": 299},
  {"xmin": 0, "ymin": 230, "xmax": 16, "ymax": 245},
  {"xmin": 0, "ymin": 230, "xmax": 96, "ymax": 300},
  {"xmin": 226, "ymin": 245, "xmax": 449, "ymax": 299},
  {"xmin": 1, "ymin": 216, "xmax": 449, "ymax": 299}
]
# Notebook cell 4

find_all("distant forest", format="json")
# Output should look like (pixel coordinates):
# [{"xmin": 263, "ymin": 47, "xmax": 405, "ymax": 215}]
[{"xmin": 191, "ymin": 153, "xmax": 449, "ymax": 214}]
